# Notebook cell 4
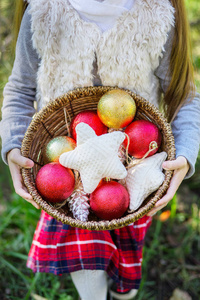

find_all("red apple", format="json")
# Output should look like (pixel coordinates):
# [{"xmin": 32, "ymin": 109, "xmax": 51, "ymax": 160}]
[
  {"xmin": 124, "ymin": 120, "xmax": 162, "ymax": 158},
  {"xmin": 90, "ymin": 181, "xmax": 130, "ymax": 220},
  {"xmin": 35, "ymin": 162, "xmax": 75, "ymax": 202},
  {"xmin": 70, "ymin": 110, "xmax": 107, "ymax": 140}
]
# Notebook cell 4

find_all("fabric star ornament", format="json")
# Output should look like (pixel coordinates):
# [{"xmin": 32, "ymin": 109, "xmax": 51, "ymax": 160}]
[
  {"xmin": 59, "ymin": 122, "xmax": 127, "ymax": 193},
  {"xmin": 124, "ymin": 151, "xmax": 167, "ymax": 212}
]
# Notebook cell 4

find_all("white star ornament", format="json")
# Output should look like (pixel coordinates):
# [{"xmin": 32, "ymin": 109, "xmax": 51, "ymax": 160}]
[
  {"xmin": 125, "ymin": 151, "xmax": 167, "ymax": 212},
  {"xmin": 59, "ymin": 122, "xmax": 127, "ymax": 193}
]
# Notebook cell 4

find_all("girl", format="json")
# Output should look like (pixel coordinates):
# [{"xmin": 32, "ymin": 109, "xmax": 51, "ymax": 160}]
[{"xmin": 1, "ymin": 1, "xmax": 200, "ymax": 299}]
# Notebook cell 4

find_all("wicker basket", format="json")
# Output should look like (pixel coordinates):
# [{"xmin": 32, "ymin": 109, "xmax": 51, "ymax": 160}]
[{"xmin": 21, "ymin": 86, "xmax": 176, "ymax": 230}]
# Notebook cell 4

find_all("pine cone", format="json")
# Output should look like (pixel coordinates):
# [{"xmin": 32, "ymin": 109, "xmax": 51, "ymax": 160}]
[{"xmin": 68, "ymin": 182, "xmax": 90, "ymax": 222}]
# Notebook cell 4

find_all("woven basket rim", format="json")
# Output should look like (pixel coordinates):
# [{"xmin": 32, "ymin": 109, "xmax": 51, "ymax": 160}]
[{"xmin": 21, "ymin": 86, "xmax": 176, "ymax": 230}]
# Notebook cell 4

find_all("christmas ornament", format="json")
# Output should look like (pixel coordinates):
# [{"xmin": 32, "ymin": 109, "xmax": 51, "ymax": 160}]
[
  {"xmin": 124, "ymin": 119, "xmax": 162, "ymax": 158},
  {"xmin": 97, "ymin": 89, "xmax": 136, "ymax": 129},
  {"xmin": 35, "ymin": 162, "xmax": 75, "ymax": 202},
  {"xmin": 124, "ymin": 152, "xmax": 167, "ymax": 212},
  {"xmin": 59, "ymin": 123, "xmax": 127, "ymax": 193},
  {"xmin": 68, "ymin": 179, "xmax": 90, "ymax": 222},
  {"xmin": 90, "ymin": 180, "xmax": 130, "ymax": 220},
  {"xmin": 70, "ymin": 110, "xmax": 107, "ymax": 140},
  {"xmin": 43, "ymin": 136, "xmax": 76, "ymax": 164}
]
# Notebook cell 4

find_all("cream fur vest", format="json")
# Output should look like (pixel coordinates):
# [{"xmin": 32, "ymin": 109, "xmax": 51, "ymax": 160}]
[{"xmin": 28, "ymin": 0, "xmax": 174, "ymax": 110}]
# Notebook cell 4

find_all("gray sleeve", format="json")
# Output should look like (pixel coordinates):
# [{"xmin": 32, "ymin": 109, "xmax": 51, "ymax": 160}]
[
  {"xmin": 0, "ymin": 6, "xmax": 40, "ymax": 164},
  {"xmin": 171, "ymin": 94, "xmax": 200, "ymax": 178},
  {"xmin": 155, "ymin": 28, "xmax": 200, "ymax": 178}
]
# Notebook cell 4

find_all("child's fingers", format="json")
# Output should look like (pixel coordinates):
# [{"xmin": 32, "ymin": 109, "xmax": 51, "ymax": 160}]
[
  {"xmin": 7, "ymin": 149, "xmax": 40, "ymax": 209},
  {"xmin": 14, "ymin": 184, "xmax": 40, "ymax": 209},
  {"xmin": 148, "ymin": 187, "xmax": 175, "ymax": 216},
  {"xmin": 147, "ymin": 157, "xmax": 189, "ymax": 217},
  {"xmin": 8, "ymin": 148, "xmax": 34, "ymax": 168},
  {"xmin": 11, "ymin": 165, "xmax": 31, "ymax": 199},
  {"xmin": 10, "ymin": 162, "xmax": 40, "ymax": 209},
  {"xmin": 162, "ymin": 156, "xmax": 188, "ymax": 171},
  {"xmin": 14, "ymin": 177, "xmax": 40, "ymax": 209},
  {"xmin": 147, "ymin": 188, "xmax": 175, "ymax": 216},
  {"xmin": 148, "ymin": 204, "xmax": 166, "ymax": 217}
]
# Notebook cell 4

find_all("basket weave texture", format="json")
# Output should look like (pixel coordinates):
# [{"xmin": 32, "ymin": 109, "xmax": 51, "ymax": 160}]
[{"xmin": 21, "ymin": 86, "xmax": 176, "ymax": 230}]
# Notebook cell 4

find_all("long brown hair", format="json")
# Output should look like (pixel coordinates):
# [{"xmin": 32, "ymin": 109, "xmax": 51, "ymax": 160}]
[
  {"xmin": 14, "ymin": 0, "xmax": 195, "ymax": 122},
  {"xmin": 164, "ymin": 0, "xmax": 195, "ymax": 122},
  {"xmin": 13, "ymin": 0, "xmax": 28, "ymax": 49}
]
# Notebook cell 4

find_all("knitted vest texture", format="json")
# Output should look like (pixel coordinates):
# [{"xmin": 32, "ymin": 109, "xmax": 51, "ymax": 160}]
[{"xmin": 28, "ymin": 0, "xmax": 174, "ymax": 109}]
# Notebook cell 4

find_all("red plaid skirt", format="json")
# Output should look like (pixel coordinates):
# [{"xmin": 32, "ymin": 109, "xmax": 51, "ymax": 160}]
[{"xmin": 27, "ymin": 211, "xmax": 151, "ymax": 292}]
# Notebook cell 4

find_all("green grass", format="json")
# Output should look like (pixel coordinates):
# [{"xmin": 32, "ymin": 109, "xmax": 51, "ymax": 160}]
[{"xmin": 137, "ymin": 204, "xmax": 200, "ymax": 300}]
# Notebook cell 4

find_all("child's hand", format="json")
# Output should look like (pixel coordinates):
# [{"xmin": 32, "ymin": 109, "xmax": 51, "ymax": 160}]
[
  {"xmin": 147, "ymin": 156, "xmax": 189, "ymax": 217},
  {"xmin": 7, "ymin": 148, "xmax": 40, "ymax": 209}
]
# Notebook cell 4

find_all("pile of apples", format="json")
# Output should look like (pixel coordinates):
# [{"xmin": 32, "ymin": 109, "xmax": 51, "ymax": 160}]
[{"xmin": 35, "ymin": 89, "xmax": 161, "ymax": 221}]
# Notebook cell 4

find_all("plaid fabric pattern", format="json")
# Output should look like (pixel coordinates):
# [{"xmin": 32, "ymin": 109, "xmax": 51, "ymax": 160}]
[{"xmin": 27, "ymin": 211, "xmax": 151, "ymax": 292}]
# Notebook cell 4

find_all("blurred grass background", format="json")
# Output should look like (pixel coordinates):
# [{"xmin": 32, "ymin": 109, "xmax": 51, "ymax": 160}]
[{"xmin": 0, "ymin": 1, "xmax": 200, "ymax": 299}]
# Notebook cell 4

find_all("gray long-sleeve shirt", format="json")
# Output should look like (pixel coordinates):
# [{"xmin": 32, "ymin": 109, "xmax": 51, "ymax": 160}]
[{"xmin": 1, "ymin": 6, "xmax": 200, "ymax": 178}]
